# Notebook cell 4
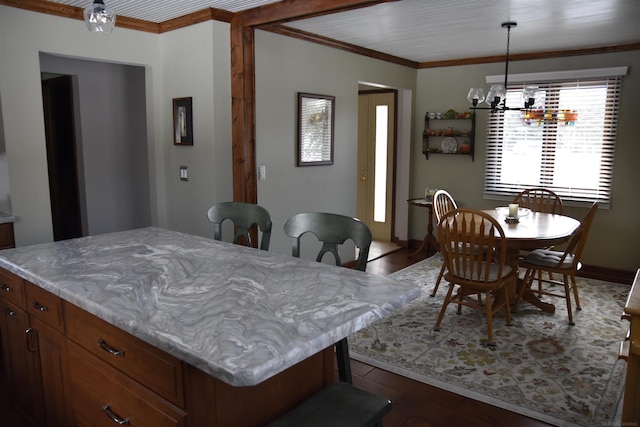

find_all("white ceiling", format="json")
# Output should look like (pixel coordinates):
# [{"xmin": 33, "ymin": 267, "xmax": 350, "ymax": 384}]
[{"xmin": 50, "ymin": 0, "xmax": 640, "ymax": 63}]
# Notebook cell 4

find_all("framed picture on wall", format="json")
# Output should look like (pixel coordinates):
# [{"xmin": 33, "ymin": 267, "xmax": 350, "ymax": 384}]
[
  {"xmin": 173, "ymin": 97, "xmax": 193, "ymax": 145},
  {"xmin": 297, "ymin": 93, "xmax": 335, "ymax": 166}
]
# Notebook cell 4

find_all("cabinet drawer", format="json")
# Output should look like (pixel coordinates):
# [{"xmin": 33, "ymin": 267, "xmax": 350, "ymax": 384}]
[
  {"xmin": 0, "ymin": 268, "xmax": 26, "ymax": 309},
  {"xmin": 25, "ymin": 281, "xmax": 65, "ymax": 333},
  {"xmin": 64, "ymin": 302, "xmax": 184, "ymax": 406},
  {"xmin": 68, "ymin": 341, "xmax": 186, "ymax": 427}
]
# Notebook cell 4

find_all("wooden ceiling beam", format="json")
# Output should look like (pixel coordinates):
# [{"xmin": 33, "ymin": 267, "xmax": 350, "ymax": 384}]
[{"xmin": 233, "ymin": 0, "xmax": 395, "ymax": 27}]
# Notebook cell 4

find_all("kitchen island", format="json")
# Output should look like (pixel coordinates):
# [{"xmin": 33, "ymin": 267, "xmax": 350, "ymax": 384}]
[{"xmin": 0, "ymin": 227, "xmax": 419, "ymax": 426}]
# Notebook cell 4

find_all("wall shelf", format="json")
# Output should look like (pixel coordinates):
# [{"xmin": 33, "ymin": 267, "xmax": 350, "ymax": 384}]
[{"xmin": 422, "ymin": 112, "xmax": 475, "ymax": 161}]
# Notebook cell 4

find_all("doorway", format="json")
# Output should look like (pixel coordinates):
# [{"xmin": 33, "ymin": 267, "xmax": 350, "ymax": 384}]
[
  {"xmin": 356, "ymin": 90, "xmax": 397, "ymax": 245},
  {"xmin": 42, "ymin": 75, "xmax": 83, "ymax": 241}
]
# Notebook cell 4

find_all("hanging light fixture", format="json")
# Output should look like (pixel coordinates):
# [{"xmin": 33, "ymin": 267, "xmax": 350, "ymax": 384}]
[
  {"xmin": 467, "ymin": 22, "xmax": 538, "ymax": 112},
  {"xmin": 84, "ymin": 0, "xmax": 116, "ymax": 34}
]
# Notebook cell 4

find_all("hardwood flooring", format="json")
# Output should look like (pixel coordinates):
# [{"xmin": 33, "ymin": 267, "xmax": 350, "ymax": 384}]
[{"xmin": 348, "ymin": 246, "xmax": 552, "ymax": 427}]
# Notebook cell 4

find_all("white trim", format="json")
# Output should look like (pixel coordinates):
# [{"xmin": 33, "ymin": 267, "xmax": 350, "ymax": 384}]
[{"xmin": 486, "ymin": 66, "xmax": 628, "ymax": 84}]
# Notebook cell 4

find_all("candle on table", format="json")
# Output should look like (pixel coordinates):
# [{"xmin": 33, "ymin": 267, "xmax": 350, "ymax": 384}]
[{"xmin": 508, "ymin": 203, "xmax": 519, "ymax": 218}]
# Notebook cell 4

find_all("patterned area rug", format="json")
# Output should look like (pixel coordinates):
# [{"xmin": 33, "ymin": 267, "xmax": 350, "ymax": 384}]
[{"xmin": 350, "ymin": 254, "xmax": 628, "ymax": 427}]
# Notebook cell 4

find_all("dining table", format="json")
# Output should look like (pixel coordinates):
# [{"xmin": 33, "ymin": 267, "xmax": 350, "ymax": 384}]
[{"xmin": 485, "ymin": 207, "xmax": 581, "ymax": 313}]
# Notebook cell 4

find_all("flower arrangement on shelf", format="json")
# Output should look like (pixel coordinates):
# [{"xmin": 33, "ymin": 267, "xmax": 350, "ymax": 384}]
[{"xmin": 521, "ymin": 109, "xmax": 578, "ymax": 126}]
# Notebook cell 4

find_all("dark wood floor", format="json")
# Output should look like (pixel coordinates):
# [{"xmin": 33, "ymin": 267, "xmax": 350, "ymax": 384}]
[{"xmin": 349, "ymin": 246, "xmax": 552, "ymax": 427}]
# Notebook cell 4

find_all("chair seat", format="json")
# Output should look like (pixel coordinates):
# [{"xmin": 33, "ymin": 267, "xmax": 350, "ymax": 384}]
[
  {"xmin": 523, "ymin": 249, "xmax": 575, "ymax": 269},
  {"xmin": 458, "ymin": 263, "xmax": 513, "ymax": 283},
  {"xmin": 266, "ymin": 382, "xmax": 391, "ymax": 427}
]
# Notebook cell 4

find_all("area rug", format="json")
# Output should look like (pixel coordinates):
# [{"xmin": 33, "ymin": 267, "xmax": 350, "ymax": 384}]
[{"xmin": 350, "ymin": 254, "xmax": 629, "ymax": 427}]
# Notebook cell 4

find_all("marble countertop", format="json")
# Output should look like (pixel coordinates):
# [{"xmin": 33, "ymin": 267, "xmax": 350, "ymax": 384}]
[
  {"xmin": 0, "ymin": 212, "xmax": 15, "ymax": 224},
  {"xmin": 0, "ymin": 227, "xmax": 419, "ymax": 386}
]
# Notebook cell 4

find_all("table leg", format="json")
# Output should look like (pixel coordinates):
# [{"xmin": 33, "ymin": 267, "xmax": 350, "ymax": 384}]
[
  {"xmin": 506, "ymin": 249, "xmax": 556, "ymax": 314},
  {"xmin": 409, "ymin": 205, "xmax": 438, "ymax": 258},
  {"xmin": 517, "ymin": 277, "xmax": 556, "ymax": 314}
]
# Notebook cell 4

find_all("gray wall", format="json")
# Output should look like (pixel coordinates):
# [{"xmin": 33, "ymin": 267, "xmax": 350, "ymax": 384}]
[
  {"xmin": 254, "ymin": 30, "xmax": 416, "ymax": 258},
  {"xmin": 412, "ymin": 51, "xmax": 640, "ymax": 270},
  {"xmin": 40, "ymin": 54, "xmax": 151, "ymax": 235},
  {"xmin": 1, "ymin": 5, "xmax": 639, "ymax": 271}
]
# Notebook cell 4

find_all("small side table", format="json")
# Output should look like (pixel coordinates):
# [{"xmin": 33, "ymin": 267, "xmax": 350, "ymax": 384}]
[{"xmin": 407, "ymin": 198, "xmax": 438, "ymax": 257}]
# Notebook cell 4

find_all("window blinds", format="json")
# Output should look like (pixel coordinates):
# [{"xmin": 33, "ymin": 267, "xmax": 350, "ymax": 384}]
[{"xmin": 483, "ymin": 71, "xmax": 624, "ymax": 208}]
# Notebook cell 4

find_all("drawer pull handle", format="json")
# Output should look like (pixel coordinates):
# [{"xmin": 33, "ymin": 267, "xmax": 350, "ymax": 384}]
[
  {"xmin": 25, "ymin": 327, "xmax": 38, "ymax": 352},
  {"xmin": 102, "ymin": 404, "xmax": 130, "ymax": 425},
  {"xmin": 4, "ymin": 308, "xmax": 16, "ymax": 316},
  {"xmin": 32, "ymin": 302, "xmax": 48, "ymax": 312},
  {"xmin": 98, "ymin": 339, "xmax": 125, "ymax": 357},
  {"xmin": 1, "ymin": 283, "xmax": 12, "ymax": 292}
]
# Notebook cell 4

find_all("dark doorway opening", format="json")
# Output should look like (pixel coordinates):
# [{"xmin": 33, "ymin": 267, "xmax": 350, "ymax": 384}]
[{"xmin": 42, "ymin": 75, "xmax": 83, "ymax": 241}]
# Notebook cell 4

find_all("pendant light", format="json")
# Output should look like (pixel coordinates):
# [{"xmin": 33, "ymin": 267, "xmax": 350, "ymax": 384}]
[
  {"xmin": 467, "ymin": 22, "xmax": 538, "ymax": 112},
  {"xmin": 84, "ymin": 0, "xmax": 116, "ymax": 34}
]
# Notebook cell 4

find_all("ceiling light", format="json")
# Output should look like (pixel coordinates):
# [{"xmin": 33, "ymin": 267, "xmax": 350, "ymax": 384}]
[
  {"xmin": 84, "ymin": 0, "xmax": 116, "ymax": 34},
  {"xmin": 467, "ymin": 22, "xmax": 538, "ymax": 112}
]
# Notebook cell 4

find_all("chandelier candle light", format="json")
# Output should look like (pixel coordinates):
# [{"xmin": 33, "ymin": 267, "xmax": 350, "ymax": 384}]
[{"xmin": 467, "ymin": 22, "xmax": 539, "ymax": 112}]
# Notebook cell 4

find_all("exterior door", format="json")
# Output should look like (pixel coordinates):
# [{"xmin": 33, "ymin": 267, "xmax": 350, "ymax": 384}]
[{"xmin": 357, "ymin": 91, "xmax": 396, "ymax": 241}]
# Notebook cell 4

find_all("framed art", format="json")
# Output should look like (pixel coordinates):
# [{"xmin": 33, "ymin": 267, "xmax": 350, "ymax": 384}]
[
  {"xmin": 297, "ymin": 93, "xmax": 335, "ymax": 166},
  {"xmin": 173, "ymin": 97, "xmax": 193, "ymax": 145}
]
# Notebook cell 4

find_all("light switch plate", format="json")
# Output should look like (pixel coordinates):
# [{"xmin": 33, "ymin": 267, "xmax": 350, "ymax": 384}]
[{"xmin": 180, "ymin": 166, "xmax": 188, "ymax": 181}]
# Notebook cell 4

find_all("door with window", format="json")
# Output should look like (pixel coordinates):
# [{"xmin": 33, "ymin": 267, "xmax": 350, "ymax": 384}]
[{"xmin": 357, "ymin": 91, "xmax": 396, "ymax": 241}]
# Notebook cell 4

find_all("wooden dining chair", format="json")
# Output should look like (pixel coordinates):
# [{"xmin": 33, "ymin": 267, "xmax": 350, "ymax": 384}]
[
  {"xmin": 434, "ymin": 208, "xmax": 516, "ymax": 346},
  {"xmin": 513, "ymin": 188, "xmax": 565, "ymax": 295},
  {"xmin": 284, "ymin": 212, "xmax": 372, "ymax": 383},
  {"xmin": 515, "ymin": 202, "xmax": 599, "ymax": 325},
  {"xmin": 430, "ymin": 190, "xmax": 458, "ymax": 297},
  {"xmin": 513, "ymin": 188, "xmax": 564, "ymax": 215},
  {"xmin": 207, "ymin": 201, "xmax": 272, "ymax": 251}
]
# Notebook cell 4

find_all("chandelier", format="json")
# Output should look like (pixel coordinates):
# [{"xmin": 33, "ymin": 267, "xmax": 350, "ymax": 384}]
[
  {"xmin": 84, "ymin": 0, "xmax": 116, "ymax": 34},
  {"xmin": 467, "ymin": 22, "xmax": 538, "ymax": 112}
]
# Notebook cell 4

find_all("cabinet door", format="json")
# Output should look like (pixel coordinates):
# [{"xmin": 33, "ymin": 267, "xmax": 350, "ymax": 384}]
[
  {"xmin": 31, "ymin": 316, "xmax": 73, "ymax": 427},
  {"xmin": 0, "ymin": 298, "xmax": 45, "ymax": 427}
]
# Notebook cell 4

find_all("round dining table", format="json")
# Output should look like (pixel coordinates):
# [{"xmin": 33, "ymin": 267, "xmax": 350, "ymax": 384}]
[{"xmin": 484, "ymin": 208, "xmax": 581, "ymax": 313}]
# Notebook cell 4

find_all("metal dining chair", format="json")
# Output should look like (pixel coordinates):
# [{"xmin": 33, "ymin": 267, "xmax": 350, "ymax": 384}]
[
  {"xmin": 284, "ymin": 212, "xmax": 372, "ymax": 383},
  {"xmin": 515, "ymin": 202, "xmax": 599, "ymax": 325},
  {"xmin": 271, "ymin": 212, "xmax": 391, "ymax": 427},
  {"xmin": 207, "ymin": 201, "xmax": 272, "ymax": 251},
  {"xmin": 434, "ymin": 208, "xmax": 516, "ymax": 346}
]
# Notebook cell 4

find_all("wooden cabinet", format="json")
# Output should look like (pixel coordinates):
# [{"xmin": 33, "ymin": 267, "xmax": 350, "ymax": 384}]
[
  {"xmin": 0, "ymin": 222, "xmax": 15, "ymax": 250},
  {"xmin": 0, "ymin": 265, "xmax": 335, "ymax": 426},
  {"xmin": 0, "ymin": 272, "xmax": 67, "ymax": 427},
  {"xmin": 422, "ymin": 112, "xmax": 476, "ymax": 160},
  {"xmin": 621, "ymin": 269, "xmax": 640, "ymax": 425},
  {"xmin": 68, "ymin": 341, "xmax": 186, "ymax": 427},
  {"xmin": 65, "ymin": 302, "xmax": 185, "ymax": 407}
]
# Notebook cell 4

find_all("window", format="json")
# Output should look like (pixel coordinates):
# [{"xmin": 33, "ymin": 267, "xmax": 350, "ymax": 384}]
[{"xmin": 484, "ymin": 67, "xmax": 627, "ymax": 208}]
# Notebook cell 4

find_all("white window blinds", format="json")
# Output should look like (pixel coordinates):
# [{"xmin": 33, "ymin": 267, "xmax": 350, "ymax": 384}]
[{"xmin": 484, "ymin": 68, "xmax": 626, "ymax": 208}]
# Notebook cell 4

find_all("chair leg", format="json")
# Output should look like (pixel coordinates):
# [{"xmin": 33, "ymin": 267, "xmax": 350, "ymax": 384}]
[
  {"xmin": 485, "ymin": 290, "xmax": 494, "ymax": 346},
  {"xmin": 514, "ymin": 268, "xmax": 534, "ymax": 312},
  {"xmin": 502, "ymin": 284, "xmax": 512, "ymax": 327},
  {"xmin": 562, "ymin": 275, "xmax": 575, "ymax": 326},
  {"xmin": 570, "ymin": 274, "xmax": 581, "ymax": 310},
  {"xmin": 537, "ymin": 269, "xmax": 544, "ymax": 297},
  {"xmin": 431, "ymin": 263, "xmax": 446, "ymax": 297},
  {"xmin": 434, "ymin": 284, "xmax": 455, "ymax": 331},
  {"xmin": 335, "ymin": 338, "xmax": 352, "ymax": 384}
]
